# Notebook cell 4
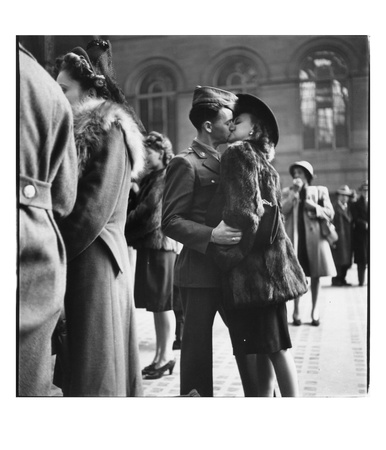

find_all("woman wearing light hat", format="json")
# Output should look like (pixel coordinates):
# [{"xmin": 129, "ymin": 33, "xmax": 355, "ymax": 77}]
[{"xmin": 282, "ymin": 161, "xmax": 336, "ymax": 326}]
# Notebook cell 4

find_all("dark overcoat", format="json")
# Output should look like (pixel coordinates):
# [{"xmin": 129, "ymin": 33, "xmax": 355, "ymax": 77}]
[
  {"xmin": 207, "ymin": 140, "xmax": 308, "ymax": 308},
  {"xmin": 19, "ymin": 45, "xmax": 78, "ymax": 396},
  {"xmin": 126, "ymin": 168, "xmax": 179, "ymax": 252},
  {"xmin": 162, "ymin": 140, "xmax": 222, "ymax": 288},
  {"xmin": 58, "ymin": 98, "xmax": 145, "ymax": 396},
  {"xmin": 332, "ymin": 201, "xmax": 353, "ymax": 267},
  {"xmin": 351, "ymin": 196, "xmax": 368, "ymax": 265}
]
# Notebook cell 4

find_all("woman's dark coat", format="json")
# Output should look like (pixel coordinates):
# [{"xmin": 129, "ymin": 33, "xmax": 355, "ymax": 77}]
[
  {"xmin": 208, "ymin": 140, "xmax": 308, "ymax": 309},
  {"xmin": 19, "ymin": 45, "xmax": 78, "ymax": 396},
  {"xmin": 58, "ymin": 98, "xmax": 145, "ymax": 396},
  {"xmin": 126, "ymin": 168, "xmax": 179, "ymax": 253}
]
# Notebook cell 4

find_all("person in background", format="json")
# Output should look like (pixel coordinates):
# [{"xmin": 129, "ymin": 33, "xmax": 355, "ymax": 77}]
[
  {"xmin": 18, "ymin": 43, "xmax": 78, "ymax": 396},
  {"xmin": 282, "ymin": 161, "xmax": 336, "ymax": 326},
  {"xmin": 207, "ymin": 93, "xmax": 307, "ymax": 396},
  {"xmin": 331, "ymin": 185, "xmax": 353, "ymax": 286},
  {"xmin": 55, "ymin": 40, "xmax": 145, "ymax": 396},
  {"xmin": 125, "ymin": 131, "xmax": 179, "ymax": 379},
  {"xmin": 162, "ymin": 86, "xmax": 242, "ymax": 397},
  {"xmin": 351, "ymin": 181, "xmax": 369, "ymax": 286}
]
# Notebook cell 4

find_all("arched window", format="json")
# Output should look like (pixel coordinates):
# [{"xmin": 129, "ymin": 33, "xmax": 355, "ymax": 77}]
[
  {"xmin": 213, "ymin": 56, "xmax": 260, "ymax": 93},
  {"xmin": 299, "ymin": 50, "xmax": 349, "ymax": 150},
  {"xmin": 137, "ymin": 67, "xmax": 176, "ymax": 144}
]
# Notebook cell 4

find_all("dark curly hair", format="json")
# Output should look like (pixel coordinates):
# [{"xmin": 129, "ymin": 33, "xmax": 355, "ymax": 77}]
[
  {"xmin": 55, "ymin": 52, "xmax": 110, "ymax": 100},
  {"xmin": 145, "ymin": 131, "xmax": 173, "ymax": 166}
]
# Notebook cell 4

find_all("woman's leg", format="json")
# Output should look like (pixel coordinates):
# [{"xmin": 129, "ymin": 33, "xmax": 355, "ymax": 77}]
[
  {"xmin": 151, "ymin": 313, "xmax": 161, "ymax": 365},
  {"xmin": 235, "ymin": 353, "xmax": 276, "ymax": 397},
  {"xmin": 269, "ymin": 349, "xmax": 299, "ymax": 397},
  {"xmin": 235, "ymin": 354, "xmax": 259, "ymax": 397},
  {"xmin": 153, "ymin": 311, "xmax": 175, "ymax": 368},
  {"xmin": 292, "ymin": 296, "xmax": 301, "ymax": 322},
  {"xmin": 310, "ymin": 277, "xmax": 320, "ymax": 321}
]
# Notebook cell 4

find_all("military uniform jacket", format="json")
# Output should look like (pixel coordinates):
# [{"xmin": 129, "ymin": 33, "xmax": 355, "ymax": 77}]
[{"xmin": 162, "ymin": 139, "xmax": 222, "ymax": 288}]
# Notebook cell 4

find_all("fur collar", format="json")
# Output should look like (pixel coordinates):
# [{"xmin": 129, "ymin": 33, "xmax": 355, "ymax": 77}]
[{"xmin": 72, "ymin": 98, "xmax": 145, "ymax": 179}]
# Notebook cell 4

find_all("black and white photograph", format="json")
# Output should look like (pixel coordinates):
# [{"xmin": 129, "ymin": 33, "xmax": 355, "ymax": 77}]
[
  {"xmin": 4, "ymin": 3, "xmax": 384, "ymax": 449},
  {"xmin": 17, "ymin": 33, "xmax": 369, "ymax": 397}
]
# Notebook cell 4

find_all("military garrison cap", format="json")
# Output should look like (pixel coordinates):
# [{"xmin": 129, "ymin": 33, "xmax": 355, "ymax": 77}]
[{"xmin": 191, "ymin": 85, "xmax": 237, "ymax": 110}]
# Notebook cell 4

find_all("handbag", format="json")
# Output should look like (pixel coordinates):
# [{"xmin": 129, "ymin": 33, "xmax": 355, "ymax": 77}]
[
  {"xmin": 320, "ymin": 219, "xmax": 338, "ymax": 245},
  {"xmin": 253, "ymin": 200, "xmax": 280, "ymax": 249}
]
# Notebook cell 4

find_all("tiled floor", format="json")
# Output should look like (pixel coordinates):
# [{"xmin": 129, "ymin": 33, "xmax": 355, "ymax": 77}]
[
  {"xmin": 137, "ymin": 266, "xmax": 368, "ymax": 397},
  {"xmin": 51, "ymin": 266, "xmax": 368, "ymax": 397}
]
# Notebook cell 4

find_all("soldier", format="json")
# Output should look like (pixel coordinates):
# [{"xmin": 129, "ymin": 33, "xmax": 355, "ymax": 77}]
[{"xmin": 162, "ymin": 86, "xmax": 241, "ymax": 396}]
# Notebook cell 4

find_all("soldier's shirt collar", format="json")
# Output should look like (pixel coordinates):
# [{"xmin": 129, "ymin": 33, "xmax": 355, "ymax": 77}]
[{"xmin": 193, "ymin": 138, "xmax": 220, "ymax": 161}]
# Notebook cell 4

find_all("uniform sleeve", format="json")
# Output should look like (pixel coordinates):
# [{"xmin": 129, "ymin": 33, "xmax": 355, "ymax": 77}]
[
  {"xmin": 162, "ymin": 156, "xmax": 212, "ymax": 254},
  {"xmin": 59, "ymin": 126, "xmax": 127, "ymax": 261}
]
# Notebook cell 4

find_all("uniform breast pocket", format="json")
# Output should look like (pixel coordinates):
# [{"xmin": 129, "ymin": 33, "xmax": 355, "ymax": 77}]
[{"xmin": 198, "ymin": 172, "xmax": 219, "ymax": 188}]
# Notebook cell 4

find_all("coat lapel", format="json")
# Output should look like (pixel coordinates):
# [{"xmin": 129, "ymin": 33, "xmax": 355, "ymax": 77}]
[
  {"xmin": 203, "ymin": 157, "xmax": 220, "ymax": 174},
  {"xmin": 191, "ymin": 141, "xmax": 220, "ymax": 174}
]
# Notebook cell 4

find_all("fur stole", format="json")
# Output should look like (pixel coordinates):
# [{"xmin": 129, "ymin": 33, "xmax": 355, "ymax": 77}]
[
  {"xmin": 72, "ymin": 98, "xmax": 145, "ymax": 179},
  {"xmin": 209, "ymin": 140, "xmax": 308, "ymax": 308},
  {"xmin": 210, "ymin": 140, "xmax": 281, "ymax": 270}
]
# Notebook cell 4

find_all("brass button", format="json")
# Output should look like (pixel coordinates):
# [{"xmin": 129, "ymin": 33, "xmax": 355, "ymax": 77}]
[
  {"xmin": 23, "ymin": 184, "xmax": 36, "ymax": 199},
  {"xmin": 211, "ymin": 180, "xmax": 216, "ymax": 184}
]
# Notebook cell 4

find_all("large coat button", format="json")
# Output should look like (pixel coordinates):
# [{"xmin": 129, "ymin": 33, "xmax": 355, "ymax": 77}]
[{"xmin": 23, "ymin": 184, "xmax": 36, "ymax": 199}]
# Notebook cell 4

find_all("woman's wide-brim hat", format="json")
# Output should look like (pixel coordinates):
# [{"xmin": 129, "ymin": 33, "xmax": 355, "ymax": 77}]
[
  {"xmin": 289, "ymin": 160, "xmax": 314, "ymax": 180},
  {"xmin": 235, "ymin": 93, "xmax": 279, "ymax": 146},
  {"xmin": 336, "ymin": 185, "xmax": 353, "ymax": 196}
]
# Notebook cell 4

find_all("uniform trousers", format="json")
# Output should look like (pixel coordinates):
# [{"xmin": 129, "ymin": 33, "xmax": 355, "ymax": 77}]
[{"xmin": 179, "ymin": 287, "xmax": 226, "ymax": 397}]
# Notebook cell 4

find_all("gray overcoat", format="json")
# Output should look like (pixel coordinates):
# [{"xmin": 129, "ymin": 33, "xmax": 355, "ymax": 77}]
[
  {"xmin": 19, "ymin": 44, "xmax": 78, "ymax": 396},
  {"xmin": 58, "ymin": 98, "xmax": 145, "ymax": 396}
]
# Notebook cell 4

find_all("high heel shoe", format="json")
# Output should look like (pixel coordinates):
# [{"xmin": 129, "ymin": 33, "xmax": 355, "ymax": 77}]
[
  {"xmin": 145, "ymin": 359, "xmax": 176, "ymax": 380},
  {"xmin": 142, "ymin": 363, "xmax": 156, "ymax": 375},
  {"xmin": 292, "ymin": 316, "xmax": 302, "ymax": 326}
]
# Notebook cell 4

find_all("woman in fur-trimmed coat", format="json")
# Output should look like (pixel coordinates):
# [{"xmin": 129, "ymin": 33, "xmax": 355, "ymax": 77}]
[
  {"xmin": 55, "ymin": 48, "xmax": 145, "ymax": 396},
  {"xmin": 126, "ymin": 132, "xmax": 180, "ymax": 379},
  {"xmin": 207, "ymin": 94, "xmax": 307, "ymax": 397}
]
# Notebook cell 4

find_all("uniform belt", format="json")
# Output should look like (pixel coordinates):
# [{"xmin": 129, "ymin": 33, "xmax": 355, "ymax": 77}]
[{"xmin": 19, "ymin": 174, "xmax": 52, "ymax": 210}]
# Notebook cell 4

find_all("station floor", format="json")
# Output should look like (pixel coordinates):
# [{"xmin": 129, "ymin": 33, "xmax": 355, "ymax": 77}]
[
  {"xmin": 137, "ymin": 266, "xmax": 368, "ymax": 397},
  {"xmin": 50, "ymin": 265, "xmax": 368, "ymax": 398}
]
